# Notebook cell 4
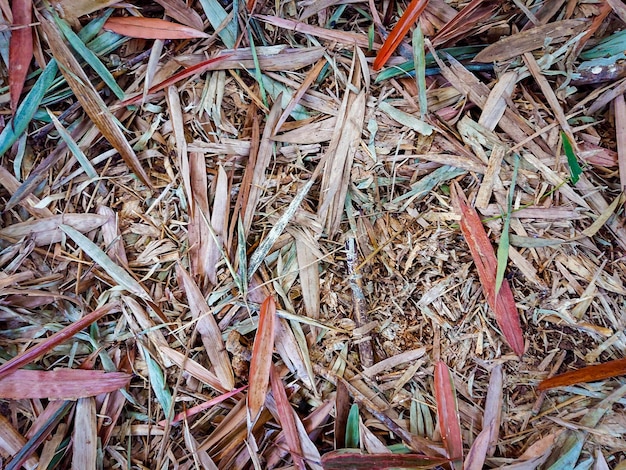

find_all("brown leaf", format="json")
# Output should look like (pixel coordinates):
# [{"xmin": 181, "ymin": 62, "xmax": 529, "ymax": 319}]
[
  {"xmin": 38, "ymin": 11, "xmax": 152, "ymax": 187},
  {"xmin": 451, "ymin": 183, "xmax": 525, "ymax": 356},
  {"xmin": 104, "ymin": 16, "xmax": 209, "ymax": 39},
  {"xmin": 0, "ymin": 369, "xmax": 131, "ymax": 400},
  {"xmin": 538, "ymin": 358, "xmax": 626, "ymax": 390},
  {"xmin": 321, "ymin": 449, "xmax": 449, "ymax": 469},
  {"xmin": 434, "ymin": 361, "xmax": 463, "ymax": 466},
  {"xmin": 247, "ymin": 296, "xmax": 277, "ymax": 428},
  {"xmin": 9, "ymin": 0, "xmax": 33, "ymax": 110}
]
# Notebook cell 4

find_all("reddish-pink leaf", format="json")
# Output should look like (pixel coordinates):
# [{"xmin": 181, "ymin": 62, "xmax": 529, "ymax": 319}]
[
  {"xmin": 321, "ymin": 449, "xmax": 450, "ymax": 469},
  {"xmin": 0, "ymin": 302, "xmax": 120, "ymax": 380},
  {"xmin": 9, "ymin": 0, "xmax": 33, "ymax": 110},
  {"xmin": 121, "ymin": 53, "xmax": 232, "ymax": 106},
  {"xmin": 247, "ymin": 295, "xmax": 277, "ymax": 428},
  {"xmin": 104, "ymin": 16, "xmax": 209, "ymax": 40},
  {"xmin": 270, "ymin": 365, "xmax": 305, "ymax": 470},
  {"xmin": 159, "ymin": 385, "xmax": 247, "ymax": 426},
  {"xmin": 373, "ymin": 0, "xmax": 429, "ymax": 71},
  {"xmin": 434, "ymin": 361, "xmax": 463, "ymax": 468},
  {"xmin": 452, "ymin": 183, "xmax": 525, "ymax": 356},
  {"xmin": 0, "ymin": 369, "xmax": 130, "ymax": 400}
]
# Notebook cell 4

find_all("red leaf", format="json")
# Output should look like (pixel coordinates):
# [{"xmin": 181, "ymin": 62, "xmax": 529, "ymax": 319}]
[
  {"xmin": 0, "ymin": 302, "xmax": 120, "ymax": 380},
  {"xmin": 434, "ymin": 361, "xmax": 463, "ymax": 467},
  {"xmin": 270, "ymin": 365, "xmax": 305, "ymax": 470},
  {"xmin": 0, "ymin": 369, "xmax": 130, "ymax": 400},
  {"xmin": 373, "ymin": 0, "xmax": 429, "ymax": 71},
  {"xmin": 9, "ymin": 0, "xmax": 33, "ymax": 110},
  {"xmin": 321, "ymin": 449, "xmax": 449, "ymax": 469},
  {"xmin": 452, "ymin": 183, "xmax": 525, "ymax": 356},
  {"xmin": 121, "ymin": 54, "xmax": 232, "ymax": 106},
  {"xmin": 247, "ymin": 296, "xmax": 276, "ymax": 427},
  {"xmin": 104, "ymin": 16, "xmax": 209, "ymax": 40},
  {"xmin": 539, "ymin": 358, "xmax": 626, "ymax": 390}
]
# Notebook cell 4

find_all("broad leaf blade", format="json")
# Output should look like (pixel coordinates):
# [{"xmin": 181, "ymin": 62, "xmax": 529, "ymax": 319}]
[
  {"xmin": 104, "ymin": 16, "xmax": 209, "ymax": 39},
  {"xmin": 9, "ymin": 0, "xmax": 33, "ymax": 110},
  {"xmin": 434, "ymin": 361, "xmax": 463, "ymax": 467}
]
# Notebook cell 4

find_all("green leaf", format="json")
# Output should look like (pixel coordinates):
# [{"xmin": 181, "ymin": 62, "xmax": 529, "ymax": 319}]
[
  {"xmin": 197, "ymin": 0, "xmax": 236, "ymax": 48},
  {"xmin": 561, "ymin": 131, "xmax": 583, "ymax": 184},
  {"xmin": 495, "ymin": 154, "xmax": 519, "ymax": 294},
  {"xmin": 345, "ymin": 403, "xmax": 360, "ymax": 448},
  {"xmin": 0, "ymin": 60, "xmax": 58, "ymax": 157},
  {"xmin": 140, "ymin": 344, "xmax": 173, "ymax": 418},
  {"xmin": 51, "ymin": 10, "xmax": 125, "ymax": 100},
  {"xmin": 47, "ymin": 110, "xmax": 98, "ymax": 180},
  {"xmin": 248, "ymin": 30, "xmax": 268, "ymax": 109}
]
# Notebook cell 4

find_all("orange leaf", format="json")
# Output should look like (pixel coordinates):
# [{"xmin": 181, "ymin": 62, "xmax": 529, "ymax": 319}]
[
  {"xmin": 9, "ymin": 0, "xmax": 33, "ymax": 110},
  {"xmin": 270, "ymin": 365, "xmax": 305, "ymax": 470},
  {"xmin": 121, "ymin": 54, "xmax": 232, "ymax": 106},
  {"xmin": 104, "ymin": 16, "xmax": 209, "ymax": 39},
  {"xmin": 434, "ymin": 361, "xmax": 463, "ymax": 467},
  {"xmin": 452, "ymin": 183, "xmax": 525, "ymax": 356},
  {"xmin": 373, "ymin": 0, "xmax": 429, "ymax": 71},
  {"xmin": 0, "ymin": 369, "xmax": 130, "ymax": 400},
  {"xmin": 247, "ymin": 295, "xmax": 277, "ymax": 428},
  {"xmin": 538, "ymin": 358, "xmax": 626, "ymax": 390},
  {"xmin": 0, "ymin": 302, "xmax": 119, "ymax": 380}
]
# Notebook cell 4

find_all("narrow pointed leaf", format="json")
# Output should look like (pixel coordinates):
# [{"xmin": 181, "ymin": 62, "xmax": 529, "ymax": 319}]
[
  {"xmin": 247, "ymin": 296, "xmax": 276, "ymax": 428},
  {"xmin": 495, "ymin": 154, "xmax": 519, "ymax": 294},
  {"xmin": 434, "ymin": 361, "xmax": 463, "ymax": 466},
  {"xmin": 60, "ymin": 224, "xmax": 150, "ymax": 300},
  {"xmin": 0, "ymin": 369, "xmax": 130, "ymax": 400},
  {"xmin": 9, "ymin": 0, "xmax": 33, "ymax": 110},
  {"xmin": 160, "ymin": 386, "xmax": 247, "ymax": 426},
  {"xmin": 321, "ymin": 449, "xmax": 449, "ymax": 469},
  {"xmin": 0, "ymin": 302, "xmax": 119, "ymax": 380},
  {"xmin": 539, "ymin": 358, "xmax": 626, "ymax": 390},
  {"xmin": 345, "ymin": 403, "xmax": 360, "ymax": 448},
  {"xmin": 104, "ymin": 16, "xmax": 209, "ymax": 39},
  {"xmin": 373, "ymin": 0, "xmax": 429, "ymax": 70},
  {"xmin": 452, "ymin": 183, "xmax": 525, "ymax": 356},
  {"xmin": 561, "ymin": 131, "xmax": 583, "ymax": 184}
]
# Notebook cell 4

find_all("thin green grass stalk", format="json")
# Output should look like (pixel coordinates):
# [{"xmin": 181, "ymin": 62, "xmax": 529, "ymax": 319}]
[
  {"xmin": 495, "ymin": 154, "xmax": 520, "ymax": 294},
  {"xmin": 248, "ymin": 29, "xmax": 268, "ymax": 109}
]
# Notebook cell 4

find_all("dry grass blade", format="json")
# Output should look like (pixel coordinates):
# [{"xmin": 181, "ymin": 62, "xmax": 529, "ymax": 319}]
[
  {"xmin": 538, "ymin": 358, "xmax": 626, "ymax": 390},
  {"xmin": 154, "ymin": 0, "xmax": 204, "ymax": 30},
  {"xmin": 71, "ymin": 397, "xmax": 97, "ymax": 470},
  {"xmin": 9, "ymin": 0, "xmax": 33, "ymax": 111},
  {"xmin": 247, "ymin": 296, "xmax": 276, "ymax": 429},
  {"xmin": 176, "ymin": 265, "xmax": 235, "ymax": 390},
  {"xmin": 104, "ymin": 16, "xmax": 209, "ymax": 40},
  {"xmin": 0, "ymin": 302, "xmax": 119, "ymax": 380},
  {"xmin": 161, "ymin": 386, "xmax": 247, "ymax": 426},
  {"xmin": 37, "ymin": 11, "xmax": 152, "ymax": 187},
  {"xmin": 0, "ymin": 214, "xmax": 107, "ymax": 246},
  {"xmin": 0, "ymin": 415, "xmax": 38, "ymax": 470},
  {"xmin": 0, "ymin": 369, "xmax": 131, "ymax": 399},
  {"xmin": 451, "ymin": 183, "xmax": 525, "ymax": 356},
  {"xmin": 321, "ymin": 450, "xmax": 449, "ymax": 469},
  {"xmin": 434, "ymin": 361, "xmax": 463, "ymax": 467}
]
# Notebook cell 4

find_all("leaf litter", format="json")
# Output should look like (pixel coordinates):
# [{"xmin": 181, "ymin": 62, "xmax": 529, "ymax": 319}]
[{"xmin": 1, "ymin": 1, "xmax": 626, "ymax": 468}]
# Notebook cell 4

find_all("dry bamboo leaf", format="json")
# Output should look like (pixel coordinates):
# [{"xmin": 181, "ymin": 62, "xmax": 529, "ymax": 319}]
[
  {"xmin": 9, "ymin": 0, "xmax": 32, "ymax": 111},
  {"xmin": 206, "ymin": 164, "xmax": 229, "ymax": 285},
  {"xmin": 539, "ymin": 358, "xmax": 626, "ymax": 390},
  {"xmin": 482, "ymin": 364, "xmax": 503, "ymax": 456},
  {"xmin": 71, "ymin": 397, "xmax": 97, "ymax": 470},
  {"xmin": 96, "ymin": 206, "xmax": 128, "ymax": 267},
  {"xmin": 434, "ymin": 361, "xmax": 463, "ymax": 467},
  {"xmin": 0, "ymin": 162, "xmax": 53, "ymax": 219},
  {"xmin": 0, "ymin": 302, "xmax": 119, "ymax": 380},
  {"xmin": 38, "ymin": 11, "xmax": 152, "ymax": 187},
  {"xmin": 321, "ymin": 450, "xmax": 449, "ymax": 469},
  {"xmin": 176, "ymin": 265, "xmax": 235, "ymax": 390},
  {"xmin": 159, "ymin": 346, "xmax": 226, "ymax": 393},
  {"xmin": 0, "ymin": 214, "xmax": 107, "ymax": 246},
  {"xmin": 154, "ymin": 0, "xmax": 204, "ymax": 30},
  {"xmin": 161, "ymin": 385, "xmax": 247, "ymax": 426},
  {"xmin": 188, "ymin": 151, "xmax": 211, "ymax": 280},
  {"xmin": 478, "ymin": 71, "xmax": 518, "ymax": 131},
  {"xmin": 615, "ymin": 94, "xmax": 626, "ymax": 191},
  {"xmin": 473, "ymin": 19, "xmax": 588, "ymax": 62},
  {"xmin": 122, "ymin": 297, "xmax": 172, "ymax": 367},
  {"xmin": 475, "ymin": 144, "xmax": 505, "ymax": 209},
  {"xmin": 49, "ymin": 0, "xmax": 119, "ymax": 22},
  {"xmin": 294, "ymin": 230, "xmax": 321, "ymax": 326},
  {"xmin": 104, "ymin": 16, "xmax": 209, "ymax": 39},
  {"xmin": 431, "ymin": 0, "xmax": 495, "ymax": 47},
  {"xmin": 0, "ymin": 415, "xmax": 38, "ymax": 470},
  {"xmin": 247, "ymin": 296, "xmax": 276, "ymax": 429},
  {"xmin": 451, "ymin": 183, "xmax": 525, "ymax": 356},
  {"xmin": 0, "ymin": 369, "xmax": 131, "ymax": 399},
  {"xmin": 463, "ymin": 421, "xmax": 493, "ymax": 470},
  {"xmin": 269, "ymin": 366, "xmax": 305, "ymax": 470}
]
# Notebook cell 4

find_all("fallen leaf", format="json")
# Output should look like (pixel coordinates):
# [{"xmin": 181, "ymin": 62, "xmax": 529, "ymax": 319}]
[
  {"xmin": 9, "ymin": 0, "xmax": 33, "ymax": 110},
  {"xmin": 434, "ymin": 361, "xmax": 463, "ymax": 467},
  {"xmin": 104, "ymin": 16, "xmax": 209, "ymax": 39}
]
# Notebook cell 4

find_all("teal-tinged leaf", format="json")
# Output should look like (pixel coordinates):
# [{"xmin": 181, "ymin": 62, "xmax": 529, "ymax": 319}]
[
  {"xmin": 47, "ymin": 110, "xmax": 98, "ymax": 180},
  {"xmin": 51, "ymin": 10, "xmax": 125, "ymax": 100},
  {"xmin": 86, "ymin": 31, "xmax": 129, "ymax": 57},
  {"xmin": 140, "ymin": 344, "xmax": 173, "ymax": 418},
  {"xmin": 345, "ymin": 403, "xmax": 360, "ymax": 448},
  {"xmin": 580, "ymin": 29, "xmax": 626, "ymax": 60},
  {"xmin": 59, "ymin": 224, "xmax": 150, "ymax": 300},
  {"xmin": 0, "ymin": 60, "xmax": 58, "ymax": 157},
  {"xmin": 561, "ymin": 131, "xmax": 583, "ymax": 184},
  {"xmin": 197, "ymin": 0, "xmax": 237, "ymax": 48},
  {"xmin": 249, "ymin": 30, "xmax": 268, "ymax": 109},
  {"xmin": 545, "ymin": 431, "xmax": 585, "ymax": 470},
  {"xmin": 368, "ymin": 23, "xmax": 375, "ymax": 51},
  {"xmin": 259, "ymin": 75, "xmax": 309, "ymax": 120},
  {"xmin": 412, "ymin": 25, "xmax": 427, "ymax": 119},
  {"xmin": 495, "ymin": 154, "xmax": 519, "ymax": 294},
  {"xmin": 78, "ymin": 9, "xmax": 114, "ymax": 43}
]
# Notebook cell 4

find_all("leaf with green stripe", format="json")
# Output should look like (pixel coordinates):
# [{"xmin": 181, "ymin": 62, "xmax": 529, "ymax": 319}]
[
  {"xmin": 561, "ymin": 131, "xmax": 583, "ymax": 184},
  {"xmin": 495, "ymin": 154, "xmax": 519, "ymax": 294}
]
